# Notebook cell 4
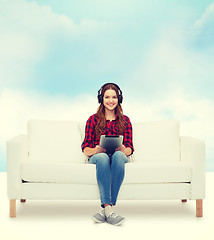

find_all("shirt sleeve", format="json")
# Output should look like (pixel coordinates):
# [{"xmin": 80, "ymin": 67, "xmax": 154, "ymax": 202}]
[
  {"xmin": 123, "ymin": 116, "xmax": 134, "ymax": 154},
  {"xmin": 81, "ymin": 115, "xmax": 96, "ymax": 152}
]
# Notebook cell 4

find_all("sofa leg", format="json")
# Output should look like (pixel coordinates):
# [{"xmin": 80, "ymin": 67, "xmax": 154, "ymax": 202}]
[
  {"xmin": 20, "ymin": 199, "xmax": 26, "ymax": 203},
  {"xmin": 10, "ymin": 200, "xmax": 16, "ymax": 217},
  {"xmin": 196, "ymin": 199, "xmax": 203, "ymax": 217},
  {"xmin": 181, "ymin": 199, "xmax": 187, "ymax": 202}
]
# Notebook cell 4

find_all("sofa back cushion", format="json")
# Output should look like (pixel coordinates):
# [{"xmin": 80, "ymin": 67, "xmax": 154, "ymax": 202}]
[
  {"xmin": 28, "ymin": 120, "xmax": 85, "ymax": 163},
  {"xmin": 133, "ymin": 120, "xmax": 180, "ymax": 162}
]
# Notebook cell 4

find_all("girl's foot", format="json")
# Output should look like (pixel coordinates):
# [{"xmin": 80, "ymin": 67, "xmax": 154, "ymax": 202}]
[
  {"xmin": 106, "ymin": 212, "xmax": 125, "ymax": 226},
  {"xmin": 92, "ymin": 209, "xmax": 106, "ymax": 223}
]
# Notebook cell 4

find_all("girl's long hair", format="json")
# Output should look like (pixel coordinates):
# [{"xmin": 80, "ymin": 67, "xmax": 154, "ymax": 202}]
[{"xmin": 95, "ymin": 83, "xmax": 125, "ymax": 139}]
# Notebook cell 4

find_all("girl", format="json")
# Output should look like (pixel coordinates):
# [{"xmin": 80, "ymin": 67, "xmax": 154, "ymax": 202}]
[{"xmin": 81, "ymin": 83, "xmax": 134, "ymax": 226}]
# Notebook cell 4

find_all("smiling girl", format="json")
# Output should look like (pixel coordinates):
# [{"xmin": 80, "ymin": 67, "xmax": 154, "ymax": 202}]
[{"xmin": 81, "ymin": 83, "xmax": 134, "ymax": 226}]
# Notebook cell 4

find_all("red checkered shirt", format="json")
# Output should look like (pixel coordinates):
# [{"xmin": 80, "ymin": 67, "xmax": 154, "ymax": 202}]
[{"xmin": 81, "ymin": 113, "xmax": 134, "ymax": 154}]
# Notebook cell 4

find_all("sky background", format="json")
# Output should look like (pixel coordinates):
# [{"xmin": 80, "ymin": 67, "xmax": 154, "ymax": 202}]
[{"xmin": 0, "ymin": 0, "xmax": 214, "ymax": 171}]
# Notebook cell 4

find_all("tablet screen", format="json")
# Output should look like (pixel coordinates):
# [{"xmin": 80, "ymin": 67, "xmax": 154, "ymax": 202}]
[{"xmin": 100, "ymin": 135, "xmax": 123, "ymax": 155}]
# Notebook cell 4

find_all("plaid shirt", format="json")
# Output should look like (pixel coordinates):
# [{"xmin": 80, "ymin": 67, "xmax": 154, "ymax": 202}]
[{"xmin": 81, "ymin": 113, "xmax": 134, "ymax": 154}]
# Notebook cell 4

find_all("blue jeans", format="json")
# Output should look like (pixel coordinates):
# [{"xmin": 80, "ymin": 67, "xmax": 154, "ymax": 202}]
[{"xmin": 89, "ymin": 151, "xmax": 128, "ymax": 208}]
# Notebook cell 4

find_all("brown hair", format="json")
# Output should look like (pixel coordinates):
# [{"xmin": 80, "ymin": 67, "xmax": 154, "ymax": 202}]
[{"xmin": 95, "ymin": 83, "xmax": 125, "ymax": 139}]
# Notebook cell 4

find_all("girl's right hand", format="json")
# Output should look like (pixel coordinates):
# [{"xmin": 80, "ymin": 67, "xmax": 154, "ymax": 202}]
[{"xmin": 95, "ymin": 145, "xmax": 106, "ymax": 154}]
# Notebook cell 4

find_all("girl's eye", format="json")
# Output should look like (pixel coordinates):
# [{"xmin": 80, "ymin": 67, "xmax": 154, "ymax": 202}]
[{"xmin": 104, "ymin": 96, "xmax": 117, "ymax": 99}]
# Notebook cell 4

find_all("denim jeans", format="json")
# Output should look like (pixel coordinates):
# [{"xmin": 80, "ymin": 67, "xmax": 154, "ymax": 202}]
[{"xmin": 88, "ymin": 151, "xmax": 128, "ymax": 207}]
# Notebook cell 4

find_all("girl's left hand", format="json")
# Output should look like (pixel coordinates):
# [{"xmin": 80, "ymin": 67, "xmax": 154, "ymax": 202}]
[
  {"xmin": 116, "ymin": 145, "xmax": 126, "ymax": 154},
  {"xmin": 116, "ymin": 145, "xmax": 132, "ymax": 156}
]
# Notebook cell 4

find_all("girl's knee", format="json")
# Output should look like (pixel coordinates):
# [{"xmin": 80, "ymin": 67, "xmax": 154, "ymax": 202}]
[
  {"xmin": 114, "ymin": 151, "xmax": 126, "ymax": 158},
  {"xmin": 89, "ymin": 153, "xmax": 110, "ymax": 165},
  {"xmin": 112, "ymin": 151, "xmax": 127, "ymax": 165}
]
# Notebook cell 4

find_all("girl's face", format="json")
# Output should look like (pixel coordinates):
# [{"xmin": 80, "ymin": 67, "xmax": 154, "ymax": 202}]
[{"xmin": 103, "ymin": 89, "xmax": 118, "ymax": 112}]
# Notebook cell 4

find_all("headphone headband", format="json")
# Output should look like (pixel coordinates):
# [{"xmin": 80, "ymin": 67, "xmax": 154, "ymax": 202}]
[{"xmin": 97, "ymin": 83, "xmax": 123, "ymax": 104}]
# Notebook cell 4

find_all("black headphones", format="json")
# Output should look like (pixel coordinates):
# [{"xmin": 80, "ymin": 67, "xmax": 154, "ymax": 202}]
[{"xmin": 97, "ymin": 83, "xmax": 123, "ymax": 104}]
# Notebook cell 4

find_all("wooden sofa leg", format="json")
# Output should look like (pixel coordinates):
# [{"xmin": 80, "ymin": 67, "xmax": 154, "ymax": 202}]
[
  {"xmin": 20, "ymin": 199, "xmax": 26, "ymax": 203},
  {"xmin": 181, "ymin": 199, "xmax": 187, "ymax": 202},
  {"xmin": 196, "ymin": 199, "xmax": 203, "ymax": 217},
  {"xmin": 10, "ymin": 200, "xmax": 16, "ymax": 217}
]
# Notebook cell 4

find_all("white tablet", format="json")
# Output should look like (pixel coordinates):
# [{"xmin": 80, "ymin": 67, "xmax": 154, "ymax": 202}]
[{"xmin": 100, "ymin": 135, "xmax": 123, "ymax": 155}]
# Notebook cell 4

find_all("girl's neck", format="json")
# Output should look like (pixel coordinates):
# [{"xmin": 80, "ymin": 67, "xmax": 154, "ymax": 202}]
[{"xmin": 105, "ymin": 109, "xmax": 116, "ymax": 121}]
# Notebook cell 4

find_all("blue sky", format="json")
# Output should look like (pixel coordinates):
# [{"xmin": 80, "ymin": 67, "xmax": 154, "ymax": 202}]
[{"xmin": 0, "ymin": 0, "xmax": 214, "ymax": 171}]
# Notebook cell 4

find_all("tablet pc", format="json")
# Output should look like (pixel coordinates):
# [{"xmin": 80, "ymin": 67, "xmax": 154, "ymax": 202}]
[{"xmin": 100, "ymin": 135, "xmax": 123, "ymax": 155}]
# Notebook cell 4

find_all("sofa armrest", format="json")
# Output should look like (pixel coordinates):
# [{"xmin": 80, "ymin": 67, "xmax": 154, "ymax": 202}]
[
  {"xmin": 7, "ymin": 135, "xmax": 28, "ymax": 199},
  {"xmin": 180, "ymin": 136, "xmax": 205, "ymax": 199}
]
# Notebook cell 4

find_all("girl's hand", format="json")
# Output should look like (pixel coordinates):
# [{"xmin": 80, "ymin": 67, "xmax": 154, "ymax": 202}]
[
  {"xmin": 95, "ymin": 145, "xmax": 106, "ymax": 154},
  {"xmin": 116, "ymin": 145, "xmax": 126, "ymax": 153},
  {"xmin": 116, "ymin": 145, "xmax": 132, "ymax": 156}
]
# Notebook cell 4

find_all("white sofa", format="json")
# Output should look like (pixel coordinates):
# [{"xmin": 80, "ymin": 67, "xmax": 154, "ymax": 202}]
[{"xmin": 7, "ymin": 119, "xmax": 205, "ymax": 217}]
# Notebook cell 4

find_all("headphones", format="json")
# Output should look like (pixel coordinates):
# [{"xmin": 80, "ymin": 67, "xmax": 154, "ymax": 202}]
[{"xmin": 97, "ymin": 83, "xmax": 123, "ymax": 104}]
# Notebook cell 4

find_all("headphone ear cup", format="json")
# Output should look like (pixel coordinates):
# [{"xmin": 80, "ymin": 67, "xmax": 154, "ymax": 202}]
[
  {"xmin": 118, "ymin": 95, "xmax": 123, "ymax": 104},
  {"xmin": 98, "ymin": 94, "xmax": 103, "ymax": 104}
]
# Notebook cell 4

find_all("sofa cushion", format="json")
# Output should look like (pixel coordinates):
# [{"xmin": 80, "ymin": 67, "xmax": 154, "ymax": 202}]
[
  {"xmin": 21, "ymin": 162, "xmax": 191, "ymax": 184},
  {"xmin": 132, "ymin": 120, "xmax": 180, "ymax": 162},
  {"xmin": 124, "ymin": 162, "xmax": 191, "ymax": 184},
  {"xmin": 21, "ymin": 162, "xmax": 97, "ymax": 184},
  {"xmin": 28, "ymin": 120, "xmax": 85, "ymax": 164}
]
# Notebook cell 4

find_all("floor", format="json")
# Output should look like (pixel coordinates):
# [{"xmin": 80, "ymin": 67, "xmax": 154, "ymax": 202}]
[{"xmin": 0, "ymin": 172, "xmax": 213, "ymax": 240}]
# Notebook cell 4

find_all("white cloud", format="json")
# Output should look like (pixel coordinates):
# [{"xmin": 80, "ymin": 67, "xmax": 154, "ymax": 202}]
[
  {"xmin": 0, "ymin": 0, "xmax": 109, "ymax": 88},
  {"xmin": 0, "ymin": 89, "xmax": 98, "ymax": 142},
  {"xmin": 127, "ymin": 8, "xmax": 214, "ymax": 101},
  {"xmin": 189, "ymin": 2, "xmax": 214, "ymax": 53},
  {"xmin": 135, "ymin": 27, "xmax": 207, "ymax": 84},
  {"xmin": 194, "ymin": 3, "xmax": 214, "ymax": 28},
  {"xmin": 124, "ymin": 92, "xmax": 214, "ymax": 168},
  {"xmin": 124, "ymin": 94, "xmax": 214, "ymax": 138},
  {"xmin": 135, "ymin": 36, "xmax": 190, "ymax": 84}
]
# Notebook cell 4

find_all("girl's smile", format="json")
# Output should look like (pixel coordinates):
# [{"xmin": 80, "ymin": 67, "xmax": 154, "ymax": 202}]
[{"xmin": 103, "ymin": 89, "xmax": 118, "ymax": 111}]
